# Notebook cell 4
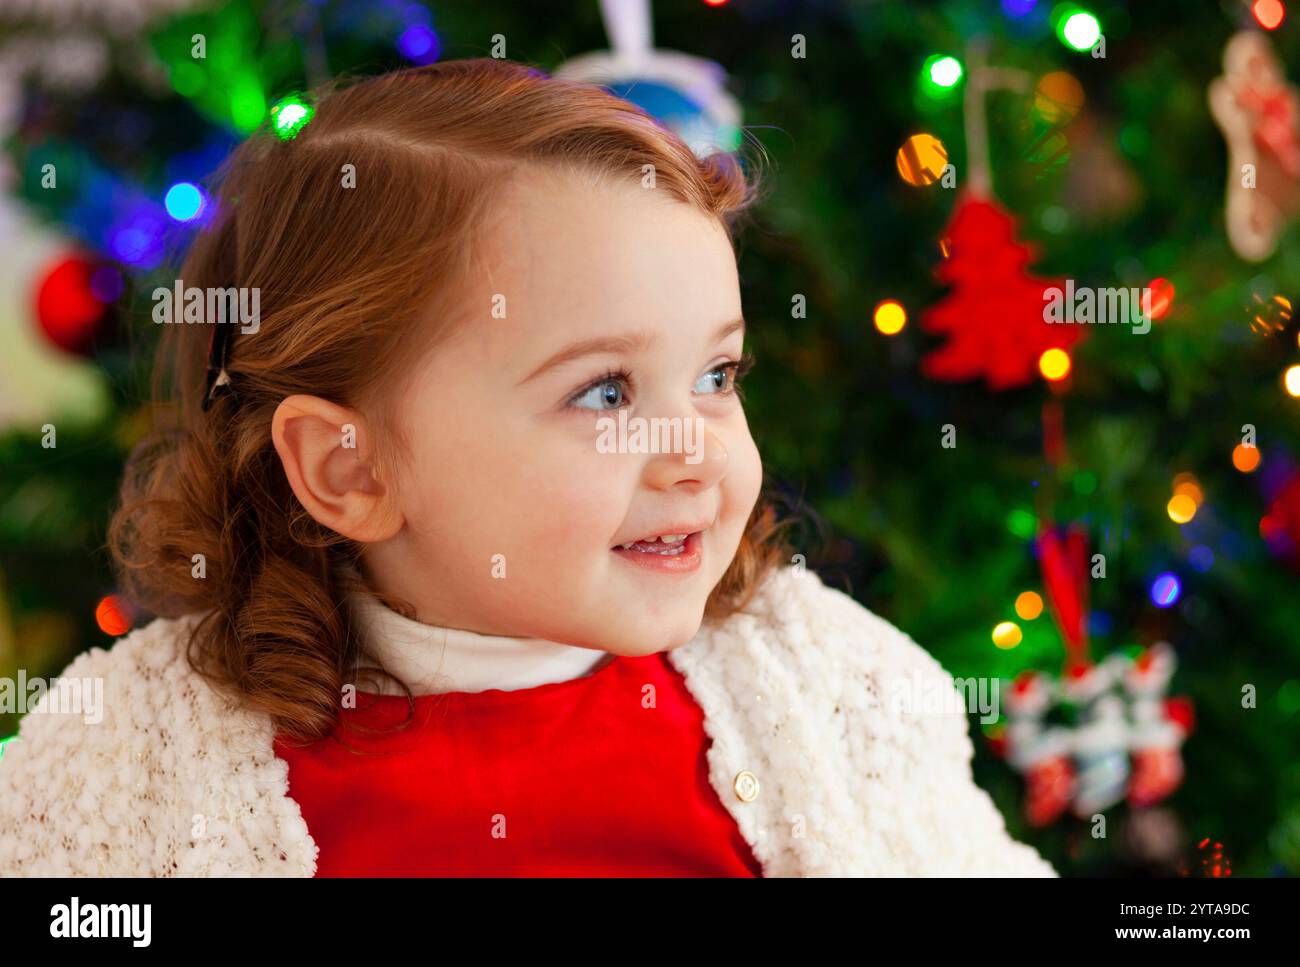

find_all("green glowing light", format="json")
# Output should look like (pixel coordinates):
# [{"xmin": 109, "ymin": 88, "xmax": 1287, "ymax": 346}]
[
  {"xmin": 927, "ymin": 55, "xmax": 964, "ymax": 89},
  {"xmin": 1059, "ymin": 10, "xmax": 1101, "ymax": 51},
  {"xmin": 1006, "ymin": 508, "xmax": 1038, "ymax": 540},
  {"xmin": 230, "ymin": 74, "xmax": 267, "ymax": 134},
  {"xmin": 270, "ymin": 95, "xmax": 314, "ymax": 140}
]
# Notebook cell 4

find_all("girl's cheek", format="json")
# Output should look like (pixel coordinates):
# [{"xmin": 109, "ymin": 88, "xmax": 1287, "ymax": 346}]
[
  {"xmin": 724, "ymin": 427, "xmax": 763, "ymax": 509},
  {"xmin": 522, "ymin": 453, "xmax": 629, "ymax": 543}
]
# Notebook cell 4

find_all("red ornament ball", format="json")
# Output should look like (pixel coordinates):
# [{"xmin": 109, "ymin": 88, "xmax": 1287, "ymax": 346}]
[{"xmin": 33, "ymin": 254, "xmax": 111, "ymax": 356}]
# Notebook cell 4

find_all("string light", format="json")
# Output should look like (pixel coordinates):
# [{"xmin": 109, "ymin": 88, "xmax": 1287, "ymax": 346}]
[
  {"xmin": 1007, "ymin": 507, "xmax": 1037, "ymax": 539},
  {"xmin": 397, "ymin": 23, "xmax": 441, "ymax": 64},
  {"xmin": 924, "ymin": 54, "xmax": 963, "ymax": 90},
  {"xmin": 270, "ymin": 95, "xmax": 313, "ymax": 140},
  {"xmin": 1167, "ymin": 494, "xmax": 1197, "ymax": 524},
  {"xmin": 1150, "ymin": 573, "xmax": 1181, "ymax": 608},
  {"xmin": 992, "ymin": 621, "xmax": 1023, "ymax": 648},
  {"xmin": 95, "ymin": 595, "xmax": 133, "ymax": 636},
  {"xmin": 1249, "ymin": 292, "xmax": 1291, "ymax": 335},
  {"xmin": 873, "ymin": 299, "xmax": 907, "ymax": 334},
  {"xmin": 1033, "ymin": 71, "xmax": 1085, "ymax": 124},
  {"xmin": 1039, "ymin": 348, "xmax": 1071, "ymax": 381},
  {"xmin": 164, "ymin": 182, "xmax": 205, "ymax": 222},
  {"xmin": 1147, "ymin": 278, "xmax": 1175, "ymax": 320},
  {"xmin": 1253, "ymin": 0, "xmax": 1286, "ymax": 31},
  {"xmin": 1173, "ymin": 472, "xmax": 1204, "ymax": 507},
  {"xmin": 895, "ymin": 133, "xmax": 949, "ymax": 186},
  {"xmin": 1232, "ymin": 443, "xmax": 1261, "ymax": 473},
  {"xmin": 1057, "ymin": 8, "xmax": 1102, "ymax": 52},
  {"xmin": 1195, "ymin": 838, "xmax": 1232, "ymax": 877},
  {"xmin": 1284, "ymin": 364, "xmax": 1300, "ymax": 397},
  {"xmin": 1015, "ymin": 591, "xmax": 1044, "ymax": 620}
]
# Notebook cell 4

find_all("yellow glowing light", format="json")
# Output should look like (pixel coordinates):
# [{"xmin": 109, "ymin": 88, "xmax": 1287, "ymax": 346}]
[
  {"xmin": 1014, "ymin": 591, "xmax": 1044, "ymax": 621},
  {"xmin": 1173, "ymin": 473, "xmax": 1204, "ymax": 507},
  {"xmin": 1167, "ymin": 494, "xmax": 1198, "ymax": 524},
  {"xmin": 874, "ymin": 300, "xmax": 907, "ymax": 335},
  {"xmin": 1285, "ymin": 364, "xmax": 1300, "ymax": 397},
  {"xmin": 1039, "ymin": 348, "xmax": 1071, "ymax": 381},
  {"xmin": 895, "ymin": 133, "xmax": 949, "ymax": 186},
  {"xmin": 1250, "ymin": 292, "xmax": 1291, "ymax": 335},
  {"xmin": 1033, "ymin": 71, "xmax": 1085, "ymax": 124},
  {"xmin": 992, "ymin": 621, "xmax": 1023, "ymax": 649},
  {"xmin": 1233, "ymin": 443, "xmax": 1261, "ymax": 473}
]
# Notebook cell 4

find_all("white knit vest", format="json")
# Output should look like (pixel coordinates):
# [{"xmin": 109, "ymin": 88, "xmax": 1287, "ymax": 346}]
[{"xmin": 0, "ymin": 566, "xmax": 1056, "ymax": 877}]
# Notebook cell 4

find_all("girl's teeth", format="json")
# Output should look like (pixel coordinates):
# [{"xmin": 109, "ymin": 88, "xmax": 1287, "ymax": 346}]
[{"xmin": 615, "ymin": 534, "xmax": 692, "ymax": 555}]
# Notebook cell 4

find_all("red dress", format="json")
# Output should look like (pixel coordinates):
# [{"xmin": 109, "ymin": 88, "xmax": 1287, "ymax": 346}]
[{"xmin": 272, "ymin": 649, "xmax": 763, "ymax": 877}]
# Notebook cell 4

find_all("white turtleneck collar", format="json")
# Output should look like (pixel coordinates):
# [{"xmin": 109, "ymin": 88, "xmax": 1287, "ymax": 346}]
[{"xmin": 346, "ymin": 585, "xmax": 613, "ymax": 697}]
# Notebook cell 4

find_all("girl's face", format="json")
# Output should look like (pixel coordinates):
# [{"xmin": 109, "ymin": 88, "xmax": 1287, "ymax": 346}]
[{"xmin": 364, "ymin": 166, "xmax": 762, "ymax": 654}]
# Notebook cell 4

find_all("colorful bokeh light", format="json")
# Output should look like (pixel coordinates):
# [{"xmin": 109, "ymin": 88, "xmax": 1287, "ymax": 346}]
[
  {"xmin": 1232, "ymin": 443, "xmax": 1261, "ymax": 473},
  {"xmin": 1015, "ymin": 591, "xmax": 1044, "ymax": 620},
  {"xmin": 1254, "ymin": 0, "xmax": 1286, "ymax": 31},
  {"xmin": 926, "ymin": 55, "xmax": 964, "ymax": 89},
  {"xmin": 1039, "ymin": 348, "xmax": 1071, "ymax": 381},
  {"xmin": 1151, "ymin": 573, "xmax": 1181, "ymax": 608},
  {"xmin": 270, "ymin": 96, "xmax": 313, "ymax": 140},
  {"xmin": 1059, "ymin": 9, "xmax": 1102, "ymax": 51},
  {"xmin": 164, "ymin": 181, "xmax": 205, "ymax": 222},
  {"xmin": 873, "ymin": 300, "xmax": 907, "ymax": 335},
  {"xmin": 993, "ymin": 621, "xmax": 1023, "ymax": 649}
]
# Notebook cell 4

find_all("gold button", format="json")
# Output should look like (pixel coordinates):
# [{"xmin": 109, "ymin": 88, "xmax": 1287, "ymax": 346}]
[{"xmin": 733, "ymin": 770, "xmax": 760, "ymax": 802}]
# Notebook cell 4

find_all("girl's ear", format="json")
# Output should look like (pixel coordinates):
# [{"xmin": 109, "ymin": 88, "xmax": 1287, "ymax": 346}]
[{"xmin": 270, "ymin": 394, "xmax": 404, "ymax": 543}]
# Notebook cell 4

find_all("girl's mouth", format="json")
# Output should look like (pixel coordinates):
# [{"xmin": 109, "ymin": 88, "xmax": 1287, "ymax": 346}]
[{"xmin": 611, "ymin": 531, "xmax": 703, "ymax": 572}]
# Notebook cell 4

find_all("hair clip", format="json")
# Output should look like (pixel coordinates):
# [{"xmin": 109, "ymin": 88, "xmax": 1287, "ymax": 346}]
[{"xmin": 201, "ymin": 321, "xmax": 236, "ymax": 413}]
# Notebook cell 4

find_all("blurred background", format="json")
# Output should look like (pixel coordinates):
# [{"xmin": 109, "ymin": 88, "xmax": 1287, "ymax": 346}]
[{"xmin": 1, "ymin": 0, "xmax": 1298, "ymax": 876}]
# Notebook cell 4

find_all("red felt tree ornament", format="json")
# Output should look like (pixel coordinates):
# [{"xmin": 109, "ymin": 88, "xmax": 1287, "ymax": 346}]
[
  {"xmin": 919, "ymin": 41, "xmax": 1086, "ymax": 391},
  {"xmin": 921, "ymin": 196, "xmax": 1084, "ymax": 389}
]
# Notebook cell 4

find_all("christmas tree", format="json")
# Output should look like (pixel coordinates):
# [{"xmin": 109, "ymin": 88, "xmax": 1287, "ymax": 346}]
[{"xmin": 1, "ymin": 0, "xmax": 1298, "ymax": 875}]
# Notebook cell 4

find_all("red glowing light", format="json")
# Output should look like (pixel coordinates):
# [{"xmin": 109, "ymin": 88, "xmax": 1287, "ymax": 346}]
[{"xmin": 1254, "ymin": 0, "xmax": 1286, "ymax": 31}]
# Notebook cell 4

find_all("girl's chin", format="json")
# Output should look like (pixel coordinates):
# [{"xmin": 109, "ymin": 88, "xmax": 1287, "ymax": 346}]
[{"xmin": 596, "ymin": 605, "xmax": 708, "ymax": 655}]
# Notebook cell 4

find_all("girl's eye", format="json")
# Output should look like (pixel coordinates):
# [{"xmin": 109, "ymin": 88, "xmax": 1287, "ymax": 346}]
[
  {"xmin": 568, "ymin": 374, "xmax": 630, "ymax": 411},
  {"xmin": 565, "ymin": 354, "xmax": 754, "ymax": 411},
  {"xmin": 695, "ymin": 354, "xmax": 755, "ymax": 396},
  {"xmin": 695, "ymin": 366, "xmax": 734, "ymax": 395}
]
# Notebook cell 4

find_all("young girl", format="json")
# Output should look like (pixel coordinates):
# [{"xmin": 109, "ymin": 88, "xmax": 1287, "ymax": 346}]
[{"xmin": 0, "ymin": 59, "xmax": 1054, "ymax": 877}]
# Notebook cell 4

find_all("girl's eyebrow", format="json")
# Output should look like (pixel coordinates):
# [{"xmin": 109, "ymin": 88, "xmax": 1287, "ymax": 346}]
[{"xmin": 517, "ymin": 317, "xmax": 746, "ymax": 386}]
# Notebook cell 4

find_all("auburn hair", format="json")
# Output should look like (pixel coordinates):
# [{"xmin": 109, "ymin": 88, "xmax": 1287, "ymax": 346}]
[{"xmin": 109, "ymin": 58, "xmax": 793, "ymax": 743}]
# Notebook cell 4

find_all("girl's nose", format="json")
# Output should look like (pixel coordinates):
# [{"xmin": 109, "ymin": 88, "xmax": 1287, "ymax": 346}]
[{"xmin": 643, "ymin": 424, "xmax": 729, "ymax": 494}]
